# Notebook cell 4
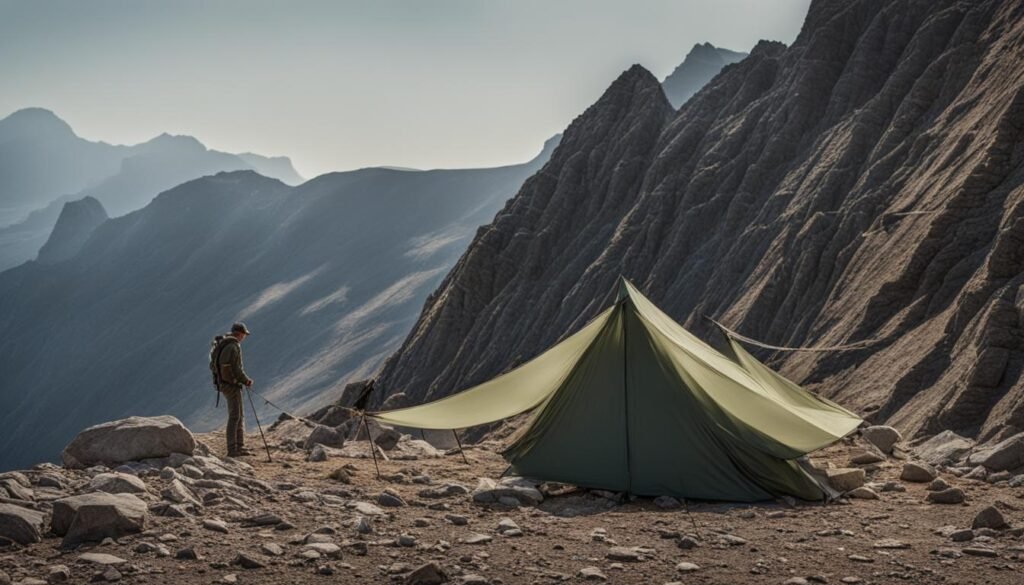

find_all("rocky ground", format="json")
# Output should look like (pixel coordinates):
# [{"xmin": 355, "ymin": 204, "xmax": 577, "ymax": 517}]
[{"xmin": 1, "ymin": 417, "xmax": 1023, "ymax": 585}]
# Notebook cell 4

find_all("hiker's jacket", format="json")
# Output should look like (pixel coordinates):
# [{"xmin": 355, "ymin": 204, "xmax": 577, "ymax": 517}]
[{"xmin": 217, "ymin": 337, "xmax": 252, "ymax": 389}]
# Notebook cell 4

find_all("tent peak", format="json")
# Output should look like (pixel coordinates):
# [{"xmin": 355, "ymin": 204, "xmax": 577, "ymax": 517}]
[{"xmin": 614, "ymin": 276, "xmax": 637, "ymax": 303}]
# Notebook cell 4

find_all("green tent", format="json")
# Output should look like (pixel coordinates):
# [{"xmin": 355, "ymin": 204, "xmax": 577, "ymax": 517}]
[{"xmin": 371, "ymin": 278, "xmax": 862, "ymax": 501}]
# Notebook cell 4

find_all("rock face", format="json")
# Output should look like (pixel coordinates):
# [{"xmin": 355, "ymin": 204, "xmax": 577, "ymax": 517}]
[
  {"xmin": 51, "ymin": 492, "xmax": 148, "ymax": 546},
  {"xmin": 62, "ymin": 416, "xmax": 196, "ymax": 469},
  {"xmin": 661, "ymin": 42, "xmax": 748, "ymax": 108},
  {"xmin": 35, "ymin": 196, "xmax": 108, "ymax": 264},
  {"xmin": 373, "ymin": 0, "xmax": 1024, "ymax": 449}
]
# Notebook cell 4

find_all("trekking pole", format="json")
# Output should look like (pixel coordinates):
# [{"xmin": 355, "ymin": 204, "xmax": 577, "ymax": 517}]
[{"xmin": 245, "ymin": 386, "xmax": 273, "ymax": 463}]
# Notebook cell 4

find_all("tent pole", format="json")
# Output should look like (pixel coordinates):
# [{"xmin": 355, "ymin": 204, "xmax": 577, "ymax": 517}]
[
  {"xmin": 360, "ymin": 413, "xmax": 381, "ymax": 479},
  {"xmin": 452, "ymin": 429, "xmax": 470, "ymax": 464},
  {"xmin": 683, "ymin": 498, "xmax": 701, "ymax": 538}
]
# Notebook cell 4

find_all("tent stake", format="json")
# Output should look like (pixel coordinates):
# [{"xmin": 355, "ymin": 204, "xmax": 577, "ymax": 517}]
[
  {"xmin": 452, "ymin": 429, "xmax": 469, "ymax": 464},
  {"xmin": 361, "ymin": 413, "xmax": 381, "ymax": 479}
]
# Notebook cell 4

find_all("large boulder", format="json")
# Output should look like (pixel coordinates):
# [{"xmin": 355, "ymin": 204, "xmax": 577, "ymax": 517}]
[
  {"xmin": 861, "ymin": 426, "xmax": 902, "ymax": 454},
  {"xmin": 967, "ymin": 432, "xmax": 1024, "ymax": 472},
  {"xmin": 62, "ymin": 416, "xmax": 195, "ymax": 468},
  {"xmin": 0, "ymin": 503, "xmax": 46, "ymax": 545},
  {"xmin": 914, "ymin": 431, "xmax": 974, "ymax": 466},
  {"xmin": 51, "ymin": 492, "xmax": 148, "ymax": 547}
]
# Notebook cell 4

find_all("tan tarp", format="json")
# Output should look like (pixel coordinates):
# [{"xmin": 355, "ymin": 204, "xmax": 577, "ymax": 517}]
[{"xmin": 370, "ymin": 278, "xmax": 863, "ymax": 501}]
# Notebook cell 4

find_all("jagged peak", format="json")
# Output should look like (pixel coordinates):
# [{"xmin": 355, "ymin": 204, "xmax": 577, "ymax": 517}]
[{"xmin": 749, "ymin": 39, "xmax": 788, "ymax": 58}]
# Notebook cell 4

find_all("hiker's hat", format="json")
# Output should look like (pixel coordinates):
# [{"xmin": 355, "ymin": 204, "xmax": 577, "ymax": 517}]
[{"xmin": 231, "ymin": 322, "xmax": 252, "ymax": 335}]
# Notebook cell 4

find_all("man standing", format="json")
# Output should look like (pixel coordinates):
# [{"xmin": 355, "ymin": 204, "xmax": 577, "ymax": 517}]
[{"xmin": 214, "ymin": 322, "xmax": 254, "ymax": 457}]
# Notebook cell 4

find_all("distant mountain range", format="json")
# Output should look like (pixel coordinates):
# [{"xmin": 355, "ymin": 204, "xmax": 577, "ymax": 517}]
[
  {"xmin": 0, "ymin": 135, "xmax": 558, "ymax": 470},
  {"xmin": 371, "ymin": 0, "xmax": 1024, "ymax": 453},
  {"xmin": 661, "ymin": 42, "xmax": 747, "ymax": 108},
  {"xmin": 0, "ymin": 108, "xmax": 302, "ymax": 270}
]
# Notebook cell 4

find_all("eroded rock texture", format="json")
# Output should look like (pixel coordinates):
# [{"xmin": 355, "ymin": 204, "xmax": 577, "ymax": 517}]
[{"xmin": 375, "ymin": 0, "xmax": 1024, "ymax": 444}]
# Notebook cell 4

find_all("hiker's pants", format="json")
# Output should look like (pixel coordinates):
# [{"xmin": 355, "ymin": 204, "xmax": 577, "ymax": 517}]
[{"xmin": 221, "ymin": 385, "xmax": 245, "ymax": 453}]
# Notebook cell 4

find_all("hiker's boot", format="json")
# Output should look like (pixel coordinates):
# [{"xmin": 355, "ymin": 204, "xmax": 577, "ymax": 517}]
[{"xmin": 228, "ymin": 447, "xmax": 254, "ymax": 458}]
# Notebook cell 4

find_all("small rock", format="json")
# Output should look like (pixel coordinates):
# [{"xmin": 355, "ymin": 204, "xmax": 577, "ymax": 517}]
[
  {"xmin": 677, "ymin": 536, "xmax": 699, "ymax": 550},
  {"xmin": 927, "ymin": 477, "xmax": 951, "ymax": 491},
  {"xmin": 847, "ymin": 554, "xmax": 873, "ymax": 563},
  {"xmin": 202, "ymin": 518, "xmax": 229, "ymax": 534},
  {"xmin": 404, "ymin": 561, "xmax": 448, "ymax": 585},
  {"xmin": 950, "ymin": 529, "xmax": 974, "ymax": 542},
  {"xmin": 962, "ymin": 546, "xmax": 998, "ymax": 558},
  {"xmin": 606, "ymin": 546, "xmax": 643, "ymax": 562},
  {"xmin": 418, "ymin": 483, "xmax": 470, "ymax": 498},
  {"xmin": 260, "ymin": 542, "xmax": 284, "ymax": 556},
  {"xmin": 352, "ymin": 516, "xmax": 373, "ymax": 534},
  {"xmin": 496, "ymin": 518, "xmax": 519, "ymax": 534},
  {"xmin": 872, "ymin": 538, "xmax": 909, "ymax": 549},
  {"xmin": 578, "ymin": 567, "xmax": 607, "ymax": 581},
  {"xmin": 653, "ymin": 495, "xmax": 680, "ymax": 509},
  {"xmin": 926, "ymin": 487, "xmax": 965, "ymax": 504},
  {"xmin": 675, "ymin": 561, "xmax": 700, "ymax": 573},
  {"xmin": 77, "ymin": 553, "xmax": 126, "ymax": 566},
  {"xmin": 847, "ymin": 487, "xmax": 879, "ymax": 500},
  {"xmin": 861, "ymin": 426, "xmax": 902, "ymax": 454},
  {"xmin": 964, "ymin": 466, "xmax": 988, "ymax": 481},
  {"xmin": 46, "ymin": 565, "xmax": 71, "ymax": 583},
  {"xmin": 232, "ymin": 552, "xmax": 266, "ymax": 569},
  {"xmin": 900, "ymin": 462, "xmax": 936, "ymax": 483},
  {"xmin": 445, "ymin": 514, "xmax": 468, "ymax": 526},
  {"xmin": 175, "ymin": 546, "xmax": 199, "ymax": 560},
  {"xmin": 462, "ymin": 533, "xmax": 492, "ymax": 544},
  {"xmin": 972, "ymin": 505, "xmax": 1009, "ymax": 530},
  {"xmin": 377, "ymin": 491, "xmax": 406, "ymax": 508},
  {"xmin": 827, "ymin": 468, "xmax": 866, "ymax": 492}
]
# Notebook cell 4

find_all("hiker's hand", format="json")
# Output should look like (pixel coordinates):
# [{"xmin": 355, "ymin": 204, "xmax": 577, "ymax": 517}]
[{"xmin": 245, "ymin": 379, "xmax": 254, "ymax": 387}]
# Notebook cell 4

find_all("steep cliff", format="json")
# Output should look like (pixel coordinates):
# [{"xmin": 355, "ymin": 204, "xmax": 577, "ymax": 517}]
[
  {"xmin": 374, "ymin": 0, "xmax": 1024, "ymax": 444},
  {"xmin": 35, "ymin": 196, "xmax": 108, "ymax": 264}
]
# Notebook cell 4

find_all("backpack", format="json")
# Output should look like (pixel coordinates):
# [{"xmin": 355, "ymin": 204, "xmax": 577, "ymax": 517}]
[{"xmin": 209, "ymin": 335, "xmax": 237, "ymax": 390}]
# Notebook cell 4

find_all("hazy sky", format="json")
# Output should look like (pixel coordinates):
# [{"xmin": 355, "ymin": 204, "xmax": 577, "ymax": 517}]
[{"xmin": 1, "ymin": 0, "xmax": 811, "ymax": 179}]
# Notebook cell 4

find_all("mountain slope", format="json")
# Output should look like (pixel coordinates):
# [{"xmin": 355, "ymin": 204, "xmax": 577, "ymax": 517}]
[
  {"xmin": 661, "ymin": 42, "xmax": 748, "ymax": 108},
  {"xmin": 0, "ymin": 137, "xmax": 556, "ymax": 470},
  {"xmin": 0, "ymin": 110, "xmax": 303, "ymax": 270},
  {"xmin": 373, "ymin": 0, "xmax": 1024, "ymax": 446}
]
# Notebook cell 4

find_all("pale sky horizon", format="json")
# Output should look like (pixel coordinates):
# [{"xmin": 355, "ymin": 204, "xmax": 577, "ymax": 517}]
[{"xmin": 1, "ymin": 0, "xmax": 812, "ymax": 179}]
